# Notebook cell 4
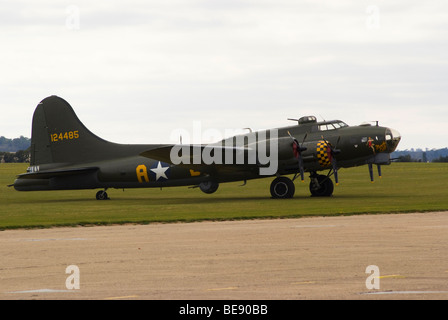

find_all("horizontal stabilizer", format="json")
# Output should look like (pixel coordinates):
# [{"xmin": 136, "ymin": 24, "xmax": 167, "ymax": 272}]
[{"xmin": 16, "ymin": 167, "xmax": 98, "ymax": 180}]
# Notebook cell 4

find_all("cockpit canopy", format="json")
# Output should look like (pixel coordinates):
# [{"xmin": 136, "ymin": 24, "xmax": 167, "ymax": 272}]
[
  {"xmin": 288, "ymin": 116, "xmax": 348, "ymax": 132},
  {"xmin": 318, "ymin": 121, "xmax": 349, "ymax": 131},
  {"xmin": 291, "ymin": 116, "xmax": 349, "ymax": 132}
]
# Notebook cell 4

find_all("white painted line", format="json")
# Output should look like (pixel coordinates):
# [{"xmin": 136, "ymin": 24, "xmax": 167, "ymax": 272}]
[
  {"xmin": 206, "ymin": 287, "xmax": 238, "ymax": 291},
  {"xmin": 22, "ymin": 238, "xmax": 89, "ymax": 242},
  {"xmin": 362, "ymin": 290, "xmax": 448, "ymax": 295},
  {"xmin": 292, "ymin": 225, "xmax": 338, "ymax": 228},
  {"xmin": 104, "ymin": 295, "xmax": 139, "ymax": 300},
  {"xmin": 7, "ymin": 289, "xmax": 76, "ymax": 294}
]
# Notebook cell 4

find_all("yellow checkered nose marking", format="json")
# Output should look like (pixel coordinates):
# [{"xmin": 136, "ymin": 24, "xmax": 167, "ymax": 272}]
[{"xmin": 316, "ymin": 140, "xmax": 331, "ymax": 167}]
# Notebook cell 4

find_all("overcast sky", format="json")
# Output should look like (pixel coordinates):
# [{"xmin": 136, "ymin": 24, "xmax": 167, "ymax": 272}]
[{"xmin": 1, "ymin": 0, "xmax": 447, "ymax": 150}]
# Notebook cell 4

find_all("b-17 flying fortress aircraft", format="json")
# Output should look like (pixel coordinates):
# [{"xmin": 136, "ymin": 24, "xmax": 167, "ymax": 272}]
[{"xmin": 10, "ymin": 96, "xmax": 401, "ymax": 200}]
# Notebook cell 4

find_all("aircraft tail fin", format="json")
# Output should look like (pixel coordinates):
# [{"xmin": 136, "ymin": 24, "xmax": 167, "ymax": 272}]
[{"xmin": 30, "ymin": 95, "xmax": 118, "ymax": 166}]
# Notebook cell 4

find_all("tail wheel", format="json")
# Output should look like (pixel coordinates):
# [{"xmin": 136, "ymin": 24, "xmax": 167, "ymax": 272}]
[
  {"xmin": 309, "ymin": 174, "xmax": 334, "ymax": 197},
  {"xmin": 270, "ymin": 177, "xmax": 295, "ymax": 199}
]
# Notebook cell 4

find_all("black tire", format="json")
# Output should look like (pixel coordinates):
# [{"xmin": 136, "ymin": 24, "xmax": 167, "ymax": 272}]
[
  {"xmin": 270, "ymin": 177, "xmax": 295, "ymax": 199},
  {"xmin": 199, "ymin": 181, "xmax": 219, "ymax": 194},
  {"xmin": 309, "ymin": 175, "xmax": 334, "ymax": 197},
  {"xmin": 96, "ymin": 190, "xmax": 109, "ymax": 200}
]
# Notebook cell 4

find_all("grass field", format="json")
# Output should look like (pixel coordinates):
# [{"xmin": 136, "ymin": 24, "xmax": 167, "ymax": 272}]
[{"xmin": 1, "ymin": 163, "xmax": 447, "ymax": 230}]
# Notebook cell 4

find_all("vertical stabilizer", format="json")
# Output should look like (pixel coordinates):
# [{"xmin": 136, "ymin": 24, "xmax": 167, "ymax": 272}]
[{"xmin": 30, "ymin": 95, "xmax": 119, "ymax": 166}]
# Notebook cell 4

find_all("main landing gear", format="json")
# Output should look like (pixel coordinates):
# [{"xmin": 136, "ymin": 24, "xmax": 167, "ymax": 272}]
[
  {"xmin": 270, "ymin": 177, "xmax": 295, "ymax": 199},
  {"xmin": 270, "ymin": 172, "xmax": 334, "ymax": 199},
  {"xmin": 96, "ymin": 189, "xmax": 110, "ymax": 200},
  {"xmin": 309, "ymin": 173, "xmax": 334, "ymax": 197}
]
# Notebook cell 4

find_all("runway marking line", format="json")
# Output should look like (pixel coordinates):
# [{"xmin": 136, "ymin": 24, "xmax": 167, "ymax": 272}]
[
  {"xmin": 362, "ymin": 291, "xmax": 448, "ymax": 295},
  {"xmin": 104, "ymin": 295, "xmax": 139, "ymax": 300},
  {"xmin": 206, "ymin": 287, "xmax": 238, "ymax": 291},
  {"xmin": 6, "ymin": 288, "xmax": 75, "ymax": 294},
  {"xmin": 292, "ymin": 281, "xmax": 316, "ymax": 285},
  {"xmin": 376, "ymin": 275, "xmax": 406, "ymax": 279}
]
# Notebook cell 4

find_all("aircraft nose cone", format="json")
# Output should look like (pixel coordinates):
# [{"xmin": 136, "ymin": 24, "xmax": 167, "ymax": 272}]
[{"xmin": 385, "ymin": 128, "xmax": 401, "ymax": 152}]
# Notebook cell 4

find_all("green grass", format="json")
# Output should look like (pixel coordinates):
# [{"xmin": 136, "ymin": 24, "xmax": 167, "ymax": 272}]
[{"xmin": 1, "ymin": 163, "xmax": 448, "ymax": 229}]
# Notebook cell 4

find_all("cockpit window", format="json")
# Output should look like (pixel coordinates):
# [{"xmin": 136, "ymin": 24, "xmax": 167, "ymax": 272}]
[{"xmin": 318, "ymin": 121, "xmax": 348, "ymax": 131}]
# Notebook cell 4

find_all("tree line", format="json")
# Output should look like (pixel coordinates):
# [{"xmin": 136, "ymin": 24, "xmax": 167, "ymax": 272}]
[
  {"xmin": 392, "ymin": 148, "xmax": 448, "ymax": 163},
  {"xmin": 0, "ymin": 149, "xmax": 30, "ymax": 163},
  {"xmin": 0, "ymin": 136, "xmax": 30, "ymax": 152},
  {"xmin": 0, "ymin": 136, "xmax": 30, "ymax": 163}
]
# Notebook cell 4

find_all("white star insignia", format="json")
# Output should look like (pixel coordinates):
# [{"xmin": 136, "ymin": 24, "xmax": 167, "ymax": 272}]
[{"xmin": 150, "ymin": 161, "xmax": 169, "ymax": 181}]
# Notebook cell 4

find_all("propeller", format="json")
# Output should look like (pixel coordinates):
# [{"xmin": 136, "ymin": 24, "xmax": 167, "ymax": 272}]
[
  {"xmin": 321, "ymin": 136, "xmax": 341, "ymax": 185},
  {"xmin": 287, "ymin": 131, "xmax": 307, "ymax": 182},
  {"xmin": 368, "ymin": 163, "xmax": 382, "ymax": 183}
]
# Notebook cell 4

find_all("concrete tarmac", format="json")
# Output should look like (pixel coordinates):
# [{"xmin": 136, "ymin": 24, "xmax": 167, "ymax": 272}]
[{"xmin": 1, "ymin": 212, "xmax": 448, "ymax": 300}]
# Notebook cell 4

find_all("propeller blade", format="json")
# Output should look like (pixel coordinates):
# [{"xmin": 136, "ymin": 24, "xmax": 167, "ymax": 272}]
[
  {"xmin": 302, "ymin": 133, "xmax": 308, "ymax": 144},
  {"xmin": 377, "ymin": 164, "xmax": 382, "ymax": 179},
  {"xmin": 333, "ymin": 161, "xmax": 339, "ymax": 185},
  {"xmin": 368, "ymin": 163, "xmax": 374, "ymax": 183},
  {"xmin": 299, "ymin": 157, "xmax": 305, "ymax": 182},
  {"xmin": 288, "ymin": 131, "xmax": 307, "ymax": 182},
  {"xmin": 287, "ymin": 130, "xmax": 294, "ymax": 140}
]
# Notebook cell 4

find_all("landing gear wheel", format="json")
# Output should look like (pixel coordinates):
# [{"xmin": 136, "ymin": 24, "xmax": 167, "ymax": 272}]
[
  {"xmin": 270, "ymin": 177, "xmax": 295, "ymax": 199},
  {"xmin": 309, "ymin": 174, "xmax": 334, "ymax": 197},
  {"xmin": 199, "ymin": 181, "xmax": 219, "ymax": 194},
  {"xmin": 96, "ymin": 190, "xmax": 109, "ymax": 200}
]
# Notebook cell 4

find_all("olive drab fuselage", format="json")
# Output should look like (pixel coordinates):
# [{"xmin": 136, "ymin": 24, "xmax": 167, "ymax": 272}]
[{"xmin": 10, "ymin": 96, "xmax": 401, "ymax": 200}]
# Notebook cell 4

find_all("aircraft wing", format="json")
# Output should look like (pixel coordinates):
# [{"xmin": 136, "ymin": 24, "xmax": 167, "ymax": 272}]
[
  {"xmin": 140, "ymin": 144, "xmax": 259, "ymax": 175},
  {"xmin": 140, "ymin": 145, "xmax": 181, "ymax": 165}
]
